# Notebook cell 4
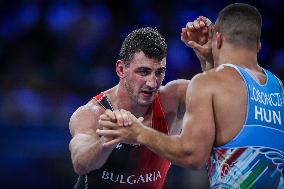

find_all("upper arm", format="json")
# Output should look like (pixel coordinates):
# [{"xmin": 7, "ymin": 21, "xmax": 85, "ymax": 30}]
[
  {"xmin": 180, "ymin": 74, "xmax": 215, "ymax": 166},
  {"xmin": 163, "ymin": 79, "xmax": 189, "ymax": 117}
]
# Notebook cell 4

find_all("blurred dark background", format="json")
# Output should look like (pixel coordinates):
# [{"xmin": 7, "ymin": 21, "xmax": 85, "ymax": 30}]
[{"xmin": 0, "ymin": 0, "xmax": 283, "ymax": 188}]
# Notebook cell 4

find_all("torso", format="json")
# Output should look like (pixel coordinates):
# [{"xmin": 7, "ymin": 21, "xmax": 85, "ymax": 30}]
[
  {"xmin": 74, "ymin": 91, "xmax": 175, "ymax": 189},
  {"xmin": 207, "ymin": 64, "xmax": 284, "ymax": 189}
]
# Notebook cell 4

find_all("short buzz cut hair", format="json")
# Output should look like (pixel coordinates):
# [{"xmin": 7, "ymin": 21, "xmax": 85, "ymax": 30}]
[
  {"xmin": 215, "ymin": 3, "xmax": 262, "ymax": 48},
  {"xmin": 119, "ymin": 27, "xmax": 167, "ymax": 66}
]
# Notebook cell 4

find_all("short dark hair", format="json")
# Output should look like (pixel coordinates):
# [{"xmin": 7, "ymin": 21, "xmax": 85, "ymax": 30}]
[
  {"xmin": 119, "ymin": 27, "xmax": 167, "ymax": 66},
  {"xmin": 215, "ymin": 3, "xmax": 262, "ymax": 48}
]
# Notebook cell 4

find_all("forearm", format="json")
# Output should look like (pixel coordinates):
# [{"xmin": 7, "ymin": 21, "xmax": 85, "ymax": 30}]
[
  {"xmin": 201, "ymin": 61, "xmax": 214, "ymax": 71},
  {"xmin": 70, "ymin": 134, "xmax": 115, "ymax": 175},
  {"xmin": 136, "ymin": 126, "xmax": 192, "ymax": 167},
  {"xmin": 193, "ymin": 49, "xmax": 213, "ymax": 71}
]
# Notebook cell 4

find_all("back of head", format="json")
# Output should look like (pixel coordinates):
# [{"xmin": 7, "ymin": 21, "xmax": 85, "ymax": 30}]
[
  {"xmin": 215, "ymin": 3, "xmax": 262, "ymax": 49},
  {"xmin": 119, "ymin": 27, "xmax": 167, "ymax": 66}
]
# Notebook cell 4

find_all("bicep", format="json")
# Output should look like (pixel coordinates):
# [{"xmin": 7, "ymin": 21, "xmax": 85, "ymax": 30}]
[
  {"xmin": 163, "ymin": 79, "xmax": 189, "ymax": 117},
  {"xmin": 69, "ymin": 105, "xmax": 102, "ymax": 154},
  {"xmin": 180, "ymin": 75, "xmax": 215, "ymax": 162}
]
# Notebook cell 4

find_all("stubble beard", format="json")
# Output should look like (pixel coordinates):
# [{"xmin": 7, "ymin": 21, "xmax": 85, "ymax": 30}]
[{"xmin": 124, "ymin": 79, "xmax": 152, "ymax": 107}]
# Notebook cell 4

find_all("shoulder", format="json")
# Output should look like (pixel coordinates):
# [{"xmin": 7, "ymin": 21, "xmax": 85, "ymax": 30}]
[
  {"xmin": 159, "ymin": 79, "xmax": 189, "ymax": 97},
  {"xmin": 187, "ymin": 65, "xmax": 245, "ymax": 97},
  {"xmin": 158, "ymin": 79, "xmax": 189, "ymax": 107},
  {"xmin": 69, "ymin": 99, "xmax": 105, "ymax": 136},
  {"xmin": 186, "ymin": 67, "xmax": 227, "ymax": 94},
  {"xmin": 70, "ymin": 100, "xmax": 103, "ymax": 123},
  {"xmin": 192, "ymin": 65, "xmax": 242, "ymax": 83}
]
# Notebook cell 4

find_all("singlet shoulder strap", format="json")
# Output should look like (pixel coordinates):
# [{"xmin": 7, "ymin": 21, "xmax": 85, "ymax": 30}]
[
  {"xmin": 152, "ymin": 93, "xmax": 169, "ymax": 134},
  {"xmin": 93, "ymin": 92, "xmax": 114, "ymax": 111}
]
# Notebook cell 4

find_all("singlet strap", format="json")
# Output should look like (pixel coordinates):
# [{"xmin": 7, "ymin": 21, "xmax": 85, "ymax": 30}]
[
  {"xmin": 152, "ymin": 93, "xmax": 169, "ymax": 134},
  {"xmin": 93, "ymin": 92, "xmax": 114, "ymax": 111}
]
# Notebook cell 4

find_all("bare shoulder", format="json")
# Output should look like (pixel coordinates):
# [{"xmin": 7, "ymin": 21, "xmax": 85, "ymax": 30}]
[
  {"xmin": 186, "ymin": 67, "xmax": 233, "ymax": 94},
  {"xmin": 189, "ymin": 70, "xmax": 216, "ymax": 88},
  {"xmin": 186, "ymin": 65, "xmax": 245, "ymax": 104},
  {"xmin": 159, "ymin": 79, "xmax": 189, "ymax": 100},
  {"xmin": 193, "ymin": 65, "xmax": 243, "ymax": 84},
  {"xmin": 69, "ymin": 99, "xmax": 105, "ymax": 136}
]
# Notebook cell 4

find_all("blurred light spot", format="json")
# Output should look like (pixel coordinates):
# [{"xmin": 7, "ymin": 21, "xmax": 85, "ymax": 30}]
[
  {"xmin": 18, "ymin": 4, "xmax": 40, "ymax": 29},
  {"xmin": 137, "ymin": 10, "xmax": 160, "ymax": 27},
  {"xmin": 0, "ymin": 15, "xmax": 20, "ymax": 39},
  {"xmin": 88, "ymin": 66, "xmax": 116, "ymax": 88},
  {"xmin": 12, "ymin": 87, "xmax": 43, "ymax": 119},
  {"xmin": 45, "ymin": 4, "xmax": 79, "ymax": 33},
  {"xmin": 258, "ymin": 40, "xmax": 270, "ymax": 62},
  {"xmin": 171, "ymin": 9, "xmax": 199, "ymax": 32},
  {"xmin": 167, "ymin": 38, "xmax": 192, "ymax": 69},
  {"xmin": 272, "ymin": 49, "xmax": 284, "ymax": 69}
]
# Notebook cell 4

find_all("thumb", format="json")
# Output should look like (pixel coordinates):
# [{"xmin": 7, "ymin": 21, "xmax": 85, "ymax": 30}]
[{"xmin": 187, "ymin": 41, "xmax": 204, "ymax": 53}]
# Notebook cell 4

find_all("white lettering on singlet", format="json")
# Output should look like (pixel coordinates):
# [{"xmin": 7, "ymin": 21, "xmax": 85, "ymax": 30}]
[
  {"xmin": 254, "ymin": 105, "xmax": 282, "ymax": 125},
  {"xmin": 101, "ymin": 170, "xmax": 162, "ymax": 185},
  {"xmin": 249, "ymin": 85, "xmax": 283, "ymax": 107}
]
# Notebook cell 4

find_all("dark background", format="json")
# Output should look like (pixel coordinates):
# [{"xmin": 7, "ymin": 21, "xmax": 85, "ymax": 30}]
[{"xmin": 0, "ymin": 0, "xmax": 283, "ymax": 188}]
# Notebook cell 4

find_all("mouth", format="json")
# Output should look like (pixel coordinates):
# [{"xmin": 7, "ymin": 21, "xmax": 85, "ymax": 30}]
[{"xmin": 140, "ymin": 90, "xmax": 156, "ymax": 97}]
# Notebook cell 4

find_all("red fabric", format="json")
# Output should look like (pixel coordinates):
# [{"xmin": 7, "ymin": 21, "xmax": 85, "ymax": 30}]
[{"xmin": 90, "ymin": 92, "xmax": 170, "ymax": 189}]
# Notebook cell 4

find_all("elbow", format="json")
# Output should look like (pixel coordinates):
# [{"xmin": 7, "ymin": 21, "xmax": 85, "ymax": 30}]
[
  {"xmin": 72, "ymin": 155, "xmax": 93, "ymax": 175},
  {"xmin": 73, "ymin": 161, "xmax": 88, "ymax": 175},
  {"xmin": 172, "ymin": 147, "xmax": 206, "ymax": 170},
  {"xmin": 72, "ymin": 157, "xmax": 92, "ymax": 175},
  {"xmin": 176, "ymin": 142, "xmax": 208, "ymax": 169},
  {"xmin": 72, "ymin": 156, "xmax": 103, "ymax": 175},
  {"xmin": 184, "ymin": 157, "xmax": 205, "ymax": 170},
  {"xmin": 174, "ymin": 156, "xmax": 205, "ymax": 170}
]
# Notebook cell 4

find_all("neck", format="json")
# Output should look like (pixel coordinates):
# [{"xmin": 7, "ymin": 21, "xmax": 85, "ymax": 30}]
[
  {"xmin": 215, "ymin": 43, "xmax": 260, "ymax": 70},
  {"xmin": 109, "ymin": 82, "xmax": 152, "ymax": 118}
]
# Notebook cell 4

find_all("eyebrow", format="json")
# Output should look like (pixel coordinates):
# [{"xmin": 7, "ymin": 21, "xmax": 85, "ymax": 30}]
[
  {"xmin": 135, "ymin": 67, "xmax": 151, "ymax": 71},
  {"xmin": 135, "ymin": 65, "xmax": 166, "ymax": 70}
]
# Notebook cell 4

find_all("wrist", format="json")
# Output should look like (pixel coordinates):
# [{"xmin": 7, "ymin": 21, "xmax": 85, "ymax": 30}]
[{"xmin": 136, "ymin": 125, "xmax": 147, "ymax": 145}]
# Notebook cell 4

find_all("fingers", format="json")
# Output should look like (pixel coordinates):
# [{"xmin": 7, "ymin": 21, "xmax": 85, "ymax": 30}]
[
  {"xmin": 103, "ymin": 138, "xmax": 121, "ymax": 148},
  {"xmin": 100, "ymin": 108, "xmax": 145, "ymax": 129},
  {"xmin": 100, "ymin": 109, "xmax": 133, "ymax": 126},
  {"xmin": 104, "ymin": 109, "xmax": 116, "ymax": 121},
  {"xmin": 185, "ymin": 16, "xmax": 212, "ymax": 35},
  {"xmin": 113, "ymin": 109, "xmax": 132, "ymax": 126},
  {"xmin": 186, "ymin": 19, "xmax": 206, "ymax": 31},
  {"xmin": 181, "ymin": 28, "xmax": 190, "ymax": 45},
  {"xmin": 182, "ymin": 16, "xmax": 213, "ymax": 48},
  {"xmin": 96, "ymin": 129, "xmax": 120, "ymax": 138},
  {"xmin": 187, "ymin": 41, "xmax": 204, "ymax": 53},
  {"xmin": 99, "ymin": 120, "xmax": 119, "ymax": 129}
]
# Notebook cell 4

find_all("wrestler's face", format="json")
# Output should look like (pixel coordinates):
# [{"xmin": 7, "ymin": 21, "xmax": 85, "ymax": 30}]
[{"xmin": 124, "ymin": 51, "xmax": 166, "ymax": 106}]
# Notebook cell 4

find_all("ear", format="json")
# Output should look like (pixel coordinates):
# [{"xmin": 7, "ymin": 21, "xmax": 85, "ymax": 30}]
[
  {"xmin": 257, "ymin": 41, "xmax": 261, "ymax": 52},
  {"xmin": 116, "ymin": 60, "xmax": 127, "ymax": 78},
  {"xmin": 216, "ymin": 32, "xmax": 223, "ymax": 49}
]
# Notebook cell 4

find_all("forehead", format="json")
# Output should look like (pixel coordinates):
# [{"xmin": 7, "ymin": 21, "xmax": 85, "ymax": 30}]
[{"xmin": 129, "ymin": 51, "xmax": 166, "ymax": 68}]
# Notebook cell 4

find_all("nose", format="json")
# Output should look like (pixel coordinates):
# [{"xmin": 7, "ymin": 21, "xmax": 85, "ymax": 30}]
[{"xmin": 145, "ymin": 74, "xmax": 157, "ymax": 89}]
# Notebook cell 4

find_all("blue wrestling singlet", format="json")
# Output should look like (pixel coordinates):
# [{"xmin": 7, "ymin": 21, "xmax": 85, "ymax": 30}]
[{"xmin": 207, "ymin": 64, "xmax": 284, "ymax": 189}]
